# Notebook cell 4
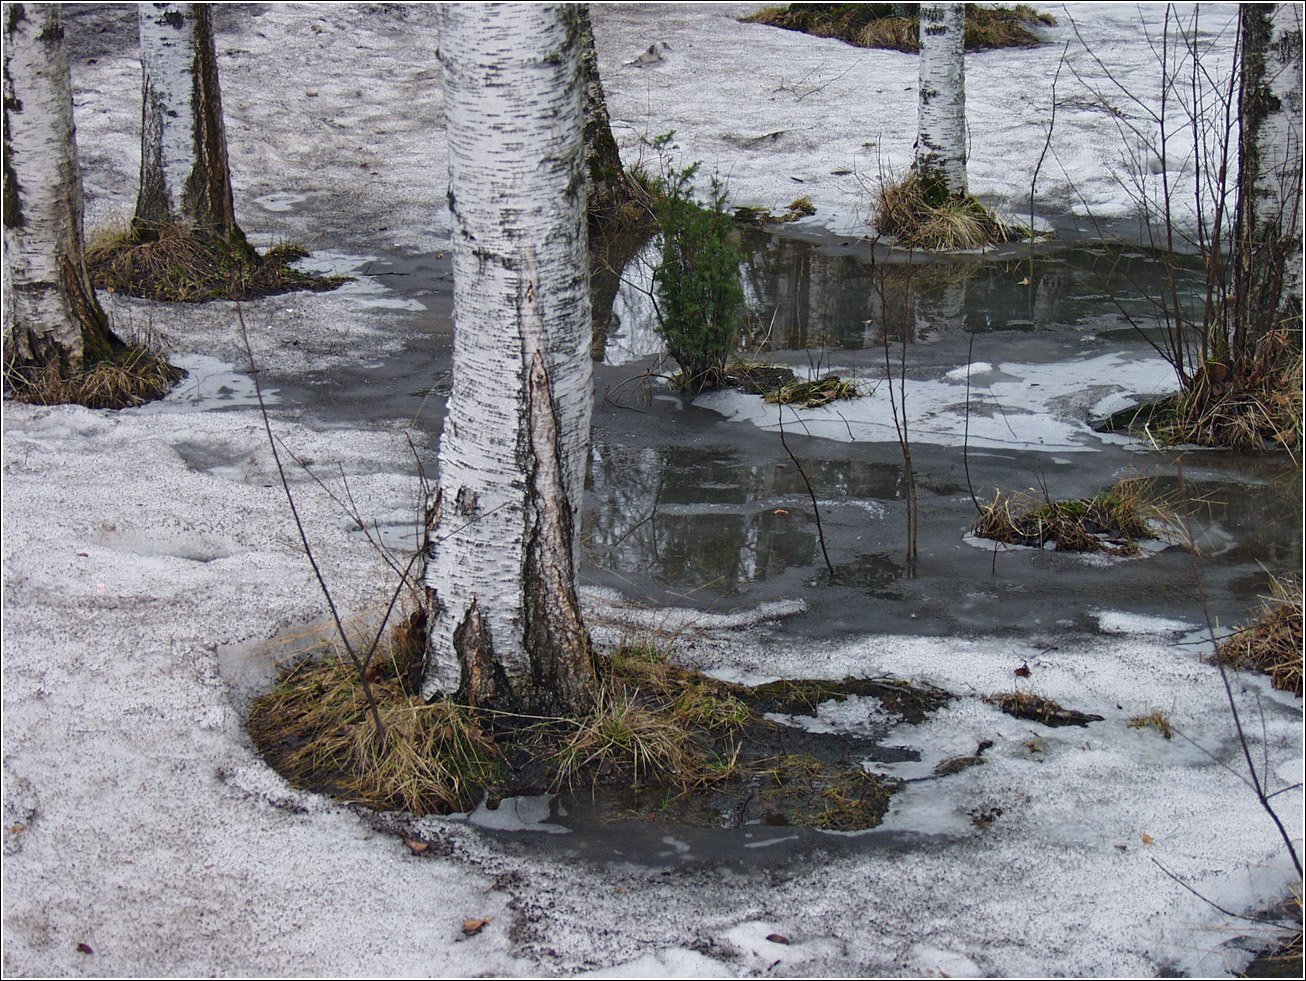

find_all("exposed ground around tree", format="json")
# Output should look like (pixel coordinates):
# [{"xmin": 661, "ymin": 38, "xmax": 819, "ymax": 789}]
[{"xmin": 3, "ymin": 4, "xmax": 1300, "ymax": 979}]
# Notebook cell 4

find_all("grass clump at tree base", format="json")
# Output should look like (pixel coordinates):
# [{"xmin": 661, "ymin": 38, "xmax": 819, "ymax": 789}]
[
  {"xmin": 1100, "ymin": 330, "xmax": 1303, "ymax": 453},
  {"xmin": 971, "ymin": 477, "xmax": 1183, "ymax": 557},
  {"xmin": 86, "ymin": 221, "xmax": 349, "ymax": 303},
  {"xmin": 4, "ymin": 335, "xmax": 183, "ymax": 409},
  {"xmin": 247, "ymin": 627, "xmax": 949, "ymax": 830},
  {"xmin": 1216, "ymin": 576, "xmax": 1303, "ymax": 696},
  {"xmin": 875, "ymin": 172, "xmax": 1022, "ymax": 251},
  {"xmin": 742, "ymin": 3, "xmax": 1055, "ymax": 53}
]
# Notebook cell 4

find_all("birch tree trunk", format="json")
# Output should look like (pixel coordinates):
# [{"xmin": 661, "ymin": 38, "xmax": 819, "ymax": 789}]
[
  {"xmin": 1233, "ymin": 2, "xmax": 1304, "ymax": 354},
  {"xmin": 134, "ymin": 2, "xmax": 247, "ymax": 248},
  {"xmin": 915, "ymin": 3, "xmax": 968, "ymax": 201},
  {"xmin": 3, "ymin": 2, "xmax": 117, "ymax": 379},
  {"xmin": 424, "ymin": 4, "xmax": 597, "ymax": 717},
  {"xmin": 578, "ymin": 4, "xmax": 629, "ymax": 221}
]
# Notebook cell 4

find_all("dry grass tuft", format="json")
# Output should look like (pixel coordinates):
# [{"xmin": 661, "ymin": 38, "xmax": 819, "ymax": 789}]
[
  {"xmin": 1217, "ymin": 576, "xmax": 1303, "ymax": 696},
  {"xmin": 552, "ymin": 688, "xmax": 700, "ymax": 789},
  {"xmin": 971, "ymin": 477, "xmax": 1184, "ymax": 556},
  {"xmin": 1127, "ymin": 710, "xmax": 1175, "ymax": 739},
  {"xmin": 742, "ymin": 3, "xmax": 1055, "ymax": 53},
  {"xmin": 87, "ymin": 222, "xmax": 347, "ymax": 303},
  {"xmin": 875, "ymin": 172, "xmax": 1022, "ymax": 251},
  {"xmin": 765, "ymin": 374, "xmax": 860, "ymax": 407},
  {"xmin": 1145, "ymin": 330, "xmax": 1303, "ymax": 453},
  {"xmin": 248, "ymin": 617, "xmax": 504, "ymax": 817},
  {"xmin": 4, "ymin": 337, "xmax": 183, "ymax": 409}
]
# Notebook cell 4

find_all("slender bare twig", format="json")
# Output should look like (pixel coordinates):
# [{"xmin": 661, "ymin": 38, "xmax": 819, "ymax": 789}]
[
  {"xmin": 1174, "ymin": 460, "xmax": 1303, "ymax": 879},
  {"xmin": 1148, "ymin": 857, "xmax": 1264, "ymax": 922},
  {"xmin": 236, "ymin": 303, "xmax": 388, "ymax": 744},
  {"xmin": 776, "ymin": 403, "xmax": 834, "ymax": 575}
]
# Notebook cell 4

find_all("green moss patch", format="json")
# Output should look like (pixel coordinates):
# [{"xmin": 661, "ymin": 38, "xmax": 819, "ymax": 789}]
[
  {"xmin": 733, "ymin": 196, "xmax": 818, "ymax": 226},
  {"xmin": 742, "ymin": 3, "xmax": 1055, "ymax": 53},
  {"xmin": 765, "ymin": 374, "xmax": 860, "ymax": 407}
]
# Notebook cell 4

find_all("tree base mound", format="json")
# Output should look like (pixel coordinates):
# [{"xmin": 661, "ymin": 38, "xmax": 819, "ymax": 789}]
[
  {"xmin": 742, "ymin": 3, "xmax": 1056, "ymax": 53},
  {"xmin": 1096, "ymin": 331, "xmax": 1302, "ymax": 452},
  {"xmin": 248, "ymin": 621, "xmax": 952, "ymax": 831},
  {"xmin": 875, "ymin": 172, "xmax": 1023, "ymax": 251},
  {"xmin": 4, "ymin": 338, "xmax": 183, "ymax": 409},
  {"xmin": 87, "ymin": 223, "xmax": 348, "ymax": 303},
  {"xmin": 1217, "ymin": 576, "xmax": 1303, "ymax": 696}
]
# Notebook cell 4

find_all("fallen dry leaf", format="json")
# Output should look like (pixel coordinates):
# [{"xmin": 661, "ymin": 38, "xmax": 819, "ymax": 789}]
[
  {"xmin": 1141, "ymin": 833, "xmax": 1155, "ymax": 845},
  {"xmin": 462, "ymin": 917, "xmax": 493, "ymax": 936},
  {"xmin": 403, "ymin": 839, "xmax": 429, "ymax": 855}
]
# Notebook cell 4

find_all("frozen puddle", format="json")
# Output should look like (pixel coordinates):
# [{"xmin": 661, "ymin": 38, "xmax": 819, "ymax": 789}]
[
  {"xmin": 124, "ymin": 354, "xmax": 277, "ymax": 414},
  {"xmin": 695, "ymin": 350, "xmax": 1178, "ymax": 452}
]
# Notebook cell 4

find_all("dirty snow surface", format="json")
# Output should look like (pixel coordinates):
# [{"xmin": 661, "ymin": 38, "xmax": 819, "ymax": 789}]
[{"xmin": 3, "ymin": 4, "xmax": 1300, "ymax": 978}]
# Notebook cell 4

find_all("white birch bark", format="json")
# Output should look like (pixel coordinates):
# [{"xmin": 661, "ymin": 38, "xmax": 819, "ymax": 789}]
[
  {"xmin": 134, "ymin": 2, "xmax": 243, "ymax": 243},
  {"xmin": 424, "ymin": 4, "xmax": 596, "ymax": 715},
  {"xmin": 3, "ymin": 2, "xmax": 112, "ymax": 374},
  {"xmin": 1235, "ymin": 2, "xmax": 1303, "ymax": 344},
  {"xmin": 916, "ymin": 3, "xmax": 968, "ymax": 199}
]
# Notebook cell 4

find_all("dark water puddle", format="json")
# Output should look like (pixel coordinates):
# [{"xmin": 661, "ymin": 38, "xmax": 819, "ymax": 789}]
[
  {"xmin": 596, "ymin": 228, "xmax": 1209, "ymax": 365},
  {"xmin": 203, "ymin": 220, "xmax": 1296, "ymax": 668},
  {"xmin": 439, "ymin": 677, "xmax": 956, "ymax": 871}
]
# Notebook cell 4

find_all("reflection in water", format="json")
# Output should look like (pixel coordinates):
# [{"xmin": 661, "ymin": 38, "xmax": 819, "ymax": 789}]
[
  {"xmin": 597, "ymin": 227, "xmax": 1208, "ymax": 361},
  {"xmin": 584, "ymin": 443, "xmax": 909, "ymax": 595}
]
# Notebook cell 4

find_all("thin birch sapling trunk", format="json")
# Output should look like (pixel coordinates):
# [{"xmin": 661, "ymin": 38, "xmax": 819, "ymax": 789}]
[
  {"xmin": 134, "ymin": 2, "xmax": 249, "ymax": 251},
  {"xmin": 3, "ymin": 2, "xmax": 118, "ymax": 380},
  {"xmin": 424, "ymin": 4, "xmax": 597, "ymax": 717},
  {"xmin": 915, "ymin": 3, "xmax": 968, "ymax": 202}
]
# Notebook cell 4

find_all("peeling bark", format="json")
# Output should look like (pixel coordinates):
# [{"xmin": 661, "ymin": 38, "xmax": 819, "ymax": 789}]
[
  {"xmin": 424, "ymin": 4, "xmax": 597, "ymax": 716},
  {"xmin": 2, "ymin": 2, "xmax": 116, "ymax": 378},
  {"xmin": 134, "ymin": 2, "xmax": 246, "ymax": 247},
  {"xmin": 1233, "ymin": 2, "xmax": 1304, "ymax": 352},
  {"xmin": 915, "ymin": 3, "xmax": 967, "ymax": 200}
]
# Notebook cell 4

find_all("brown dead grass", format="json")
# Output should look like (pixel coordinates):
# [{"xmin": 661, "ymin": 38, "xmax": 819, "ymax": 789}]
[
  {"xmin": 1217, "ymin": 576, "xmax": 1303, "ymax": 696},
  {"xmin": 742, "ymin": 4, "xmax": 1055, "ymax": 53},
  {"xmin": 971, "ymin": 477, "xmax": 1184, "ymax": 556},
  {"xmin": 875, "ymin": 172, "xmax": 1022, "ymax": 251},
  {"xmin": 87, "ymin": 222, "xmax": 347, "ymax": 303},
  {"xmin": 4, "ymin": 338, "xmax": 182, "ymax": 409},
  {"xmin": 1147, "ymin": 331, "xmax": 1303, "ymax": 453}
]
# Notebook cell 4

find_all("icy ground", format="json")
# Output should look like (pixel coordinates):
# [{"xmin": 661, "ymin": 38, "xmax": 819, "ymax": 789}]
[{"xmin": 3, "ymin": 4, "xmax": 1300, "ymax": 978}]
